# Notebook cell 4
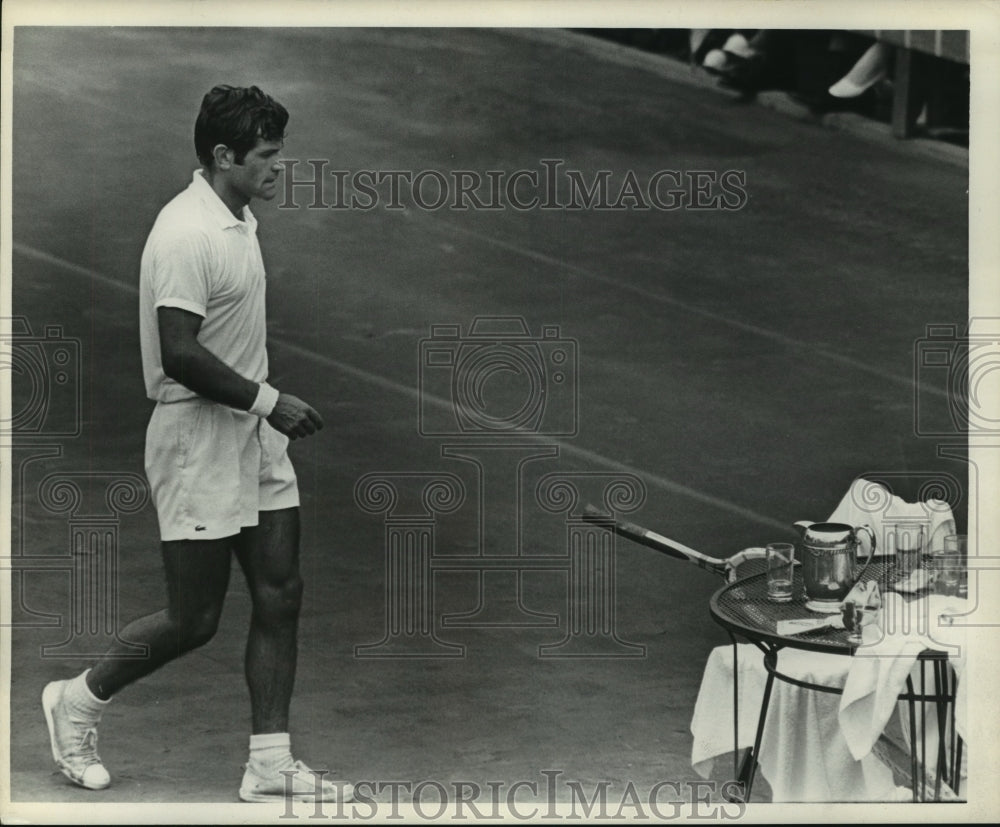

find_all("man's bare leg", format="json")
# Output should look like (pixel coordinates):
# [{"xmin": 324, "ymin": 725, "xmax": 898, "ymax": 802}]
[
  {"xmin": 234, "ymin": 507, "xmax": 302, "ymax": 734},
  {"xmin": 86, "ymin": 537, "xmax": 235, "ymax": 699},
  {"xmin": 228, "ymin": 508, "xmax": 351, "ymax": 803},
  {"xmin": 234, "ymin": 507, "xmax": 350, "ymax": 803},
  {"xmin": 42, "ymin": 537, "xmax": 234, "ymax": 789}
]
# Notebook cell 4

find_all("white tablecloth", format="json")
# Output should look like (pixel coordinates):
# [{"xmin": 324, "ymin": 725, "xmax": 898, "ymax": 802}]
[{"xmin": 690, "ymin": 644, "xmax": 906, "ymax": 801}]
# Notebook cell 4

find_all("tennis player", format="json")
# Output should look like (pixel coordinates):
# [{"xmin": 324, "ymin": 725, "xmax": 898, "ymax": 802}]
[{"xmin": 42, "ymin": 85, "xmax": 351, "ymax": 805}]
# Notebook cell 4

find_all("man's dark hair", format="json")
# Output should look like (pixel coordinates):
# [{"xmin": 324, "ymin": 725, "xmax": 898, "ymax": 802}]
[{"xmin": 194, "ymin": 85, "xmax": 288, "ymax": 167}]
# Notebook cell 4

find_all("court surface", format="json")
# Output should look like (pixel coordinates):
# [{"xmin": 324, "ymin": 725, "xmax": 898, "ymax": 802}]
[{"xmin": 7, "ymin": 27, "xmax": 970, "ymax": 809}]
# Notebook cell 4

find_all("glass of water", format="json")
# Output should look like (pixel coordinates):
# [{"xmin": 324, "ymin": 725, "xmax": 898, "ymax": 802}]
[
  {"xmin": 844, "ymin": 600, "xmax": 880, "ymax": 645},
  {"xmin": 933, "ymin": 534, "xmax": 966, "ymax": 596},
  {"xmin": 892, "ymin": 523, "xmax": 925, "ymax": 578},
  {"xmin": 766, "ymin": 542, "xmax": 795, "ymax": 602}
]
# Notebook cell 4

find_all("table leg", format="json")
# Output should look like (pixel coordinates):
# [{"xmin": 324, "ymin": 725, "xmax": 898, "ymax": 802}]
[
  {"xmin": 729, "ymin": 635, "xmax": 740, "ymax": 782},
  {"xmin": 724, "ymin": 634, "xmax": 755, "ymax": 803},
  {"xmin": 742, "ymin": 653, "xmax": 777, "ymax": 801},
  {"xmin": 934, "ymin": 659, "xmax": 948, "ymax": 800},
  {"xmin": 905, "ymin": 674, "xmax": 919, "ymax": 802}
]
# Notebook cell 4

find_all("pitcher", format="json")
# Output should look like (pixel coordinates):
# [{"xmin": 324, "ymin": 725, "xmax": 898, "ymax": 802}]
[{"xmin": 795, "ymin": 521, "xmax": 877, "ymax": 608}]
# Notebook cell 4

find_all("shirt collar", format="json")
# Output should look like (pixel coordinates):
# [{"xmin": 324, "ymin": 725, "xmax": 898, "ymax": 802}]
[{"xmin": 191, "ymin": 169, "xmax": 257, "ymax": 230}]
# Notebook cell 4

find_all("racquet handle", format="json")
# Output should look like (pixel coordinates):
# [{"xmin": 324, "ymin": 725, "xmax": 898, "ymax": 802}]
[{"xmin": 580, "ymin": 504, "xmax": 728, "ymax": 578}]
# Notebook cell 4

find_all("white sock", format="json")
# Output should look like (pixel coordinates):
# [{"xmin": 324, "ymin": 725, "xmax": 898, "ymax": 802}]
[
  {"xmin": 63, "ymin": 669, "xmax": 110, "ymax": 723},
  {"xmin": 249, "ymin": 732, "xmax": 294, "ymax": 774}
]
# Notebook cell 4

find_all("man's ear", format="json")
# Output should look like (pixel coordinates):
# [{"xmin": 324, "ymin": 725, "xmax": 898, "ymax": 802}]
[{"xmin": 212, "ymin": 144, "xmax": 235, "ymax": 170}]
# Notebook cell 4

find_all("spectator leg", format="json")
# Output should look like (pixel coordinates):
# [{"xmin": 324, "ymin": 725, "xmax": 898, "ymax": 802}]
[{"xmin": 891, "ymin": 46, "xmax": 925, "ymax": 138}]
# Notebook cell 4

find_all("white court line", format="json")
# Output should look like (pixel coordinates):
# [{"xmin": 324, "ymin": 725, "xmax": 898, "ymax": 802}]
[
  {"xmin": 274, "ymin": 337, "xmax": 790, "ymax": 534},
  {"xmin": 437, "ymin": 221, "xmax": 947, "ymax": 399},
  {"xmin": 13, "ymin": 240, "xmax": 791, "ymax": 534},
  {"xmin": 13, "ymin": 243, "xmax": 139, "ymax": 294}
]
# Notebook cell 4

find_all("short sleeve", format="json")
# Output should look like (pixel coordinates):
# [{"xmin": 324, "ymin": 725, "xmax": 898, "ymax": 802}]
[{"xmin": 147, "ymin": 227, "xmax": 213, "ymax": 318}]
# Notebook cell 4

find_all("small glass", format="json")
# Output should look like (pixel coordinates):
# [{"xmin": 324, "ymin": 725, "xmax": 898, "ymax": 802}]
[
  {"xmin": 933, "ymin": 534, "xmax": 967, "ymax": 596},
  {"xmin": 843, "ymin": 600, "xmax": 879, "ymax": 645},
  {"xmin": 892, "ymin": 523, "xmax": 925, "ymax": 578},
  {"xmin": 766, "ymin": 542, "xmax": 795, "ymax": 603}
]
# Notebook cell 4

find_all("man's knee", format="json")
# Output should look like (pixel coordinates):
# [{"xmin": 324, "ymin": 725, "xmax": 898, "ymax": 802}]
[
  {"xmin": 172, "ymin": 608, "xmax": 223, "ymax": 651},
  {"xmin": 253, "ymin": 575, "xmax": 304, "ymax": 621}
]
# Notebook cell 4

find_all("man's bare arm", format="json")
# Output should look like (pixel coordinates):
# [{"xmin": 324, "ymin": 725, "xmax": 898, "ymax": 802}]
[{"xmin": 157, "ymin": 306, "xmax": 324, "ymax": 439}]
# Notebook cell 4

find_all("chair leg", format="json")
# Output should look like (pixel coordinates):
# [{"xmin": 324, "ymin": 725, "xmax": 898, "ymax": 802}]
[
  {"xmin": 954, "ymin": 738, "xmax": 963, "ymax": 797},
  {"xmin": 920, "ymin": 664, "xmax": 928, "ymax": 802},
  {"xmin": 933, "ymin": 660, "xmax": 947, "ymax": 801},
  {"xmin": 905, "ymin": 674, "xmax": 919, "ymax": 802},
  {"xmin": 898, "ymin": 660, "xmax": 965, "ymax": 802}
]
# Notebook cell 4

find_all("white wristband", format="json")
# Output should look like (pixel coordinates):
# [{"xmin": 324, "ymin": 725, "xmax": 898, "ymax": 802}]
[{"xmin": 249, "ymin": 382, "xmax": 280, "ymax": 418}]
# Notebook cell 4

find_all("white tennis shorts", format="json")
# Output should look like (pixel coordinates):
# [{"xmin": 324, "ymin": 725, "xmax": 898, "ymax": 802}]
[{"xmin": 145, "ymin": 398, "xmax": 299, "ymax": 541}]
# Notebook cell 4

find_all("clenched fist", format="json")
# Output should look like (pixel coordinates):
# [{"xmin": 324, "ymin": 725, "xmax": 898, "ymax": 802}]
[{"xmin": 267, "ymin": 393, "xmax": 324, "ymax": 440}]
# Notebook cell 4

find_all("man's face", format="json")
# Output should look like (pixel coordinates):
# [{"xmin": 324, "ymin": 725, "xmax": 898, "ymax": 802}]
[{"xmin": 231, "ymin": 136, "xmax": 284, "ymax": 201}]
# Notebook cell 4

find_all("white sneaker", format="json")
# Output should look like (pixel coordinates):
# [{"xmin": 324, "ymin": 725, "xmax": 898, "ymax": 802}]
[
  {"xmin": 41, "ymin": 680, "xmax": 111, "ymax": 790},
  {"xmin": 239, "ymin": 759, "xmax": 354, "ymax": 803}
]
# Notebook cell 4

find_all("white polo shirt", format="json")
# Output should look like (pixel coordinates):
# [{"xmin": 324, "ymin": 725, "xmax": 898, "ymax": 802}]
[{"xmin": 139, "ymin": 170, "xmax": 269, "ymax": 402}]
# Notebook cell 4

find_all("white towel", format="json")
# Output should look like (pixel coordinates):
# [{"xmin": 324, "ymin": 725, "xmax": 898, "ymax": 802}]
[
  {"xmin": 838, "ymin": 592, "xmax": 968, "ymax": 761},
  {"xmin": 826, "ymin": 478, "xmax": 956, "ymax": 557}
]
